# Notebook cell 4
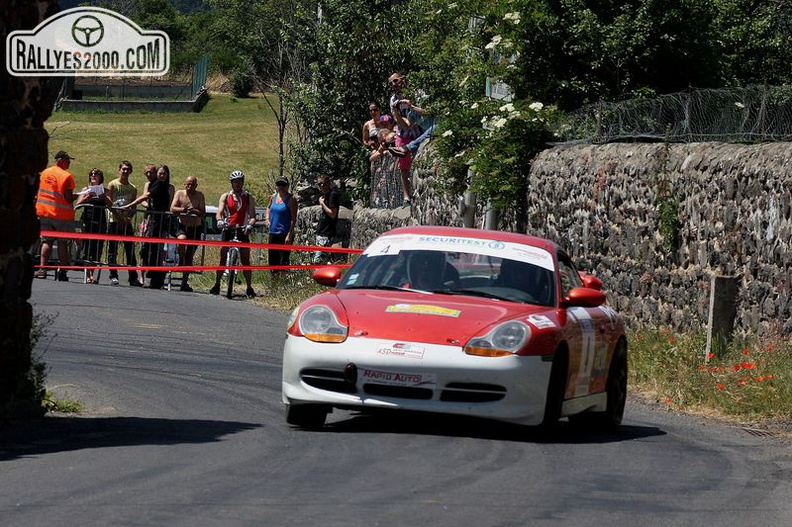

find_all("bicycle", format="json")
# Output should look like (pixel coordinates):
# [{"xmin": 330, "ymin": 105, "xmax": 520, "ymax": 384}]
[{"xmin": 219, "ymin": 224, "xmax": 246, "ymax": 299}]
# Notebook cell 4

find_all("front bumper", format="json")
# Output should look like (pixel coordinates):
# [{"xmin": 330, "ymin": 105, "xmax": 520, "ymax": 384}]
[{"xmin": 282, "ymin": 335, "xmax": 553, "ymax": 426}]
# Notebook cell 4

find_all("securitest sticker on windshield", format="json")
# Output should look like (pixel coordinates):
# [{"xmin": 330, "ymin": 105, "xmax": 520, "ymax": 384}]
[
  {"xmin": 364, "ymin": 233, "xmax": 553, "ymax": 270},
  {"xmin": 385, "ymin": 304, "xmax": 462, "ymax": 317}
]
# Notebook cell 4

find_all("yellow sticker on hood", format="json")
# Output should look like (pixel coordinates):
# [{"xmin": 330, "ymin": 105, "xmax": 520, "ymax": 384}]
[{"xmin": 385, "ymin": 304, "xmax": 462, "ymax": 317}]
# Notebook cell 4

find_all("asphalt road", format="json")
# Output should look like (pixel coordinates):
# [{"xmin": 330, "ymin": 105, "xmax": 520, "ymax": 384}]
[{"xmin": 2, "ymin": 277, "xmax": 791, "ymax": 526}]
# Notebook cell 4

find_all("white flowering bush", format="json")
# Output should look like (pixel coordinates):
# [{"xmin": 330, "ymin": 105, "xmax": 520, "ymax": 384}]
[{"xmin": 416, "ymin": 1, "xmax": 559, "ymax": 209}]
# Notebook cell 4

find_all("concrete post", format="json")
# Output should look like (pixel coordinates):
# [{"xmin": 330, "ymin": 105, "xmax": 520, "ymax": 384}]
[{"xmin": 705, "ymin": 275, "xmax": 741, "ymax": 358}]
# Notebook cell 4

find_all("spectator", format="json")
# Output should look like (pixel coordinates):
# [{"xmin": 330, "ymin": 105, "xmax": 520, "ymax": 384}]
[
  {"xmin": 140, "ymin": 163, "xmax": 156, "ymax": 197},
  {"xmin": 210, "ymin": 170, "xmax": 257, "ymax": 298},
  {"xmin": 362, "ymin": 102, "xmax": 383, "ymax": 152},
  {"xmin": 170, "ymin": 175, "xmax": 206, "ymax": 292},
  {"xmin": 314, "ymin": 175, "xmax": 340, "ymax": 264},
  {"xmin": 369, "ymin": 115, "xmax": 395, "ymax": 163},
  {"xmin": 35, "ymin": 150, "xmax": 77, "ymax": 281},
  {"xmin": 75, "ymin": 168, "xmax": 111, "ymax": 284},
  {"xmin": 106, "ymin": 160, "xmax": 142, "ymax": 287},
  {"xmin": 264, "ymin": 176, "xmax": 298, "ymax": 277},
  {"xmin": 388, "ymin": 72, "xmax": 410, "ymax": 118},
  {"xmin": 394, "ymin": 98, "xmax": 437, "ymax": 155},
  {"xmin": 123, "ymin": 164, "xmax": 172, "ymax": 289}
]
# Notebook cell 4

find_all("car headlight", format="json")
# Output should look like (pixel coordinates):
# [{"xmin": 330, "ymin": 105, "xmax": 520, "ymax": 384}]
[
  {"xmin": 464, "ymin": 321, "xmax": 530, "ymax": 357},
  {"xmin": 298, "ymin": 305, "xmax": 348, "ymax": 343}
]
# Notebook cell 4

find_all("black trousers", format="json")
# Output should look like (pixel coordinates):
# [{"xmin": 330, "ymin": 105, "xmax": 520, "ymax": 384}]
[{"xmin": 107, "ymin": 221, "xmax": 139, "ymax": 282}]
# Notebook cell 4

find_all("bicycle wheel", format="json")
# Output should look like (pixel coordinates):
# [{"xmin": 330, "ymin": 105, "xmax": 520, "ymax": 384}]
[{"xmin": 226, "ymin": 248, "xmax": 239, "ymax": 299}]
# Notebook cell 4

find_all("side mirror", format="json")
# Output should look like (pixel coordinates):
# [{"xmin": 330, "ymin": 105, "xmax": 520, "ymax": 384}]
[
  {"xmin": 563, "ymin": 287, "xmax": 606, "ymax": 308},
  {"xmin": 579, "ymin": 273, "xmax": 603, "ymax": 291},
  {"xmin": 313, "ymin": 267, "xmax": 342, "ymax": 287}
]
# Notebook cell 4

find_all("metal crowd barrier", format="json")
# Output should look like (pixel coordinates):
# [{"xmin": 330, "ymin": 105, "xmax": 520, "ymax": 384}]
[{"xmin": 66, "ymin": 204, "xmax": 207, "ymax": 287}]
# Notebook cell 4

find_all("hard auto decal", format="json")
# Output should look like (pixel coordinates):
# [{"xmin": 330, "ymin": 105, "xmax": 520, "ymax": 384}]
[
  {"xmin": 385, "ymin": 304, "xmax": 462, "ymax": 317},
  {"xmin": 362, "ymin": 368, "xmax": 437, "ymax": 388},
  {"xmin": 527, "ymin": 314, "xmax": 556, "ymax": 329},
  {"xmin": 377, "ymin": 342, "xmax": 426, "ymax": 359}
]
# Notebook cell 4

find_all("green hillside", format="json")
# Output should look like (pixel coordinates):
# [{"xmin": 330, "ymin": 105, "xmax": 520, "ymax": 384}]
[{"xmin": 45, "ymin": 93, "xmax": 280, "ymax": 202}]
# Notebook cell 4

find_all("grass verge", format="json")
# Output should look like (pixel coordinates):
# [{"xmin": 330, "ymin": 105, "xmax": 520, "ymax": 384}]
[{"xmin": 630, "ymin": 327, "xmax": 792, "ymax": 425}]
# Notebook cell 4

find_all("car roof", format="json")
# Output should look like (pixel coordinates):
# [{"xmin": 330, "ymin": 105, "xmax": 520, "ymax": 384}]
[{"xmin": 382, "ymin": 225, "xmax": 561, "ymax": 254}]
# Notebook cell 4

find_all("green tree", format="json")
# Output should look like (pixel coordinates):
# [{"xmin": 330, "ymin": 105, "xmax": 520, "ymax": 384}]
[
  {"xmin": 285, "ymin": 0, "xmax": 425, "ymax": 195},
  {"xmin": 714, "ymin": 0, "xmax": 792, "ymax": 86}
]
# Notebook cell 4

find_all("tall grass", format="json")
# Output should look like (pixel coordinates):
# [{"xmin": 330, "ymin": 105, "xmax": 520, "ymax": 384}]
[{"xmin": 630, "ymin": 327, "xmax": 792, "ymax": 422}]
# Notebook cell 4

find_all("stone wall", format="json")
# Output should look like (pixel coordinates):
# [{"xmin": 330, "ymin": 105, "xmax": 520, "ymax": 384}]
[
  {"xmin": 527, "ymin": 142, "xmax": 792, "ymax": 335},
  {"xmin": 296, "ymin": 141, "xmax": 792, "ymax": 336},
  {"xmin": 1, "ymin": 0, "xmax": 62, "ymax": 415}
]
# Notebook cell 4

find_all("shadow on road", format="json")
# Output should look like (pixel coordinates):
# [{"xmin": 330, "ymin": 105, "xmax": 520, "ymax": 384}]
[
  {"xmin": 0, "ymin": 416, "xmax": 261, "ymax": 461},
  {"xmin": 321, "ymin": 410, "xmax": 665, "ymax": 444}
]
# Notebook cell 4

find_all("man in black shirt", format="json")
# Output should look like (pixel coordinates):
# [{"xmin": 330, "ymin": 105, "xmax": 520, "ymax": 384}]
[{"xmin": 314, "ymin": 175, "xmax": 340, "ymax": 264}]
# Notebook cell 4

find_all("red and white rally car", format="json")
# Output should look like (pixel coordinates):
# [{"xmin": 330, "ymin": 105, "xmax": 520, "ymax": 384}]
[{"xmin": 282, "ymin": 225, "xmax": 627, "ymax": 430}]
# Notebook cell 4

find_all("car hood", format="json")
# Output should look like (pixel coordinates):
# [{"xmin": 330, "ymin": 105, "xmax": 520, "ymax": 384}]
[{"xmin": 330, "ymin": 289, "xmax": 552, "ymax": 346}]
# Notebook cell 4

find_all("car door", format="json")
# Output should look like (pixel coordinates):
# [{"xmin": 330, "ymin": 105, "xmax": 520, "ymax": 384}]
[{"xmin": 557, "ymin": 252, "xmax": 612, "ymax": 398}]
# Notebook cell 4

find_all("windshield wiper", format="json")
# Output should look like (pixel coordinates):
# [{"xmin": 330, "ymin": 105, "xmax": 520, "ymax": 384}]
[
  {"xmin": 440, "ymin": 289, "xmax": 512, "ymax": 301},
  {"xmin": 343, "ymin": 285, "xmax": 431, "ymax": 294}
]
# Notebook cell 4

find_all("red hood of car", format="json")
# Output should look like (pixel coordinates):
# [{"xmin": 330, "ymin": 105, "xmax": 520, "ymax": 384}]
[{"xmin": 328, "ymin": 289, "xmax": 552, "ymax": 346}]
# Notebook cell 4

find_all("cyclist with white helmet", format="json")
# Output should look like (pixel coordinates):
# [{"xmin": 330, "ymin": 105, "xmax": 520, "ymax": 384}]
[{"xmin": 210, "ymin": 170, "xmax": 257, "ymax": 297}]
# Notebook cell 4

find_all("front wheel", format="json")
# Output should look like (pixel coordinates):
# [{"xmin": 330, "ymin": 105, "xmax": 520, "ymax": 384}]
[
  {"xmin": 226, "ymin": 269, "xmax": 236, "ymax": 299},
  {"xmin": 285, "ymin": 404, "xmax": 329, "ymax": 429},
  {"xmin": 542, "ymin": 348, "xmax": 568, "ymax": 428},
  {"xmin": 226, "ymin": 248, "xmax": 239, "ymax": 299}
]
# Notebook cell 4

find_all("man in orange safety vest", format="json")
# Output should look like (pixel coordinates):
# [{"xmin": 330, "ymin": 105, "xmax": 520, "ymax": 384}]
[{"xmin": 35, "ymin": 150, "xmax": 77, "ymax": 281}]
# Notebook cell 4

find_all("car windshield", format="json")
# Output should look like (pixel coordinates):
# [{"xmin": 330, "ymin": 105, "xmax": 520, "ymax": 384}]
[{"xmin": 338, "ymin": 234, "xmax": 556, "ymax": 306}]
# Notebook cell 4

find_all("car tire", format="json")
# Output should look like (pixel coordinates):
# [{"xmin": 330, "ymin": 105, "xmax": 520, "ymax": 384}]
[
  {"xmin": 570, "ymin": 339, "xmax": 627, "ymax": 430},
  {"xmin": 285, "ymin": 404, "xmax": 329, "ymax": 429},
  {"xmin": 541, "ymin": 348, "xmax": 568, "ymax": 427}
]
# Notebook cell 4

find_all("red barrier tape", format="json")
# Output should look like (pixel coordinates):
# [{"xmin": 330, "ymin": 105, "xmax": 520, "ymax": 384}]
[
  {"xmin": 41, "ymin": 229, "xmax": 363, "ymax": 254},
  {"xmin": 37, "ymin": 229, "xmax": 359, "ymax": 273}
]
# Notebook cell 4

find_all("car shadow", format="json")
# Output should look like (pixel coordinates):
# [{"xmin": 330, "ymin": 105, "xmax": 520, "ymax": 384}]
[
  {"xmin": 321, "ymin": 410, "xmax": 665, "ymax": 444},
  {"xmin": 0, "ymin": 416, "xmax": 261, "ymax": 461}
]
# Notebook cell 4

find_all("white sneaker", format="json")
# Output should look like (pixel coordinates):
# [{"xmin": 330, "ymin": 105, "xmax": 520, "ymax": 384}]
[{"xmin": 110, "ymin": 277, "xmax": 119, "ymax": 286}]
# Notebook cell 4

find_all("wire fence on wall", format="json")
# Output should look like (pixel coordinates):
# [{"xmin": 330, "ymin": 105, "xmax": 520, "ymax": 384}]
[{"xmin": 554, "ymin": 85, "xmax": 792, "ymax": 144}]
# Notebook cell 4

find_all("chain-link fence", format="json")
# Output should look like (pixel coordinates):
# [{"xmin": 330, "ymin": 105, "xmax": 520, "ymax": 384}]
[{"xmin": 554, "ymin": 85, "xmax": 792, "ymax": 144}]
